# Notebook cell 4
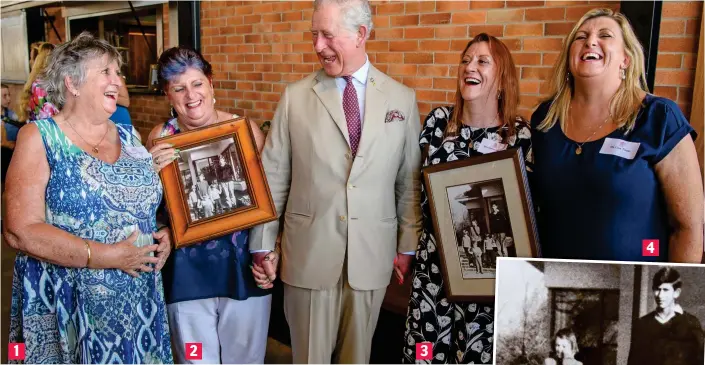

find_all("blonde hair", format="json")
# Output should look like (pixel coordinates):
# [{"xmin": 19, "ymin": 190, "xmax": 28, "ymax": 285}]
[
  {"xmin": 537, "ymin": 8, "xmax": 649, "ymax": 134},
  {"xmin": 18, "ymin": 42, "xmax": 55, "ymax": 122}
]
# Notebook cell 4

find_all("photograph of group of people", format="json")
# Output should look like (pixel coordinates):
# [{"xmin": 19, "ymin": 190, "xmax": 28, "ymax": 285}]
[
  {"xmin": 447, "ymin": 179, "xmax": 517, "ymax": 278},
  {"xmin": 494, "ymin": 259, "xmax": 705, "ymax": 365},
  {"xmin": 178, "ymin": 137, "xmax": 252, "ymax": 222},
  {"xmin": 1, "ymin": 0, "xmax": 703, "ymax": 364}
]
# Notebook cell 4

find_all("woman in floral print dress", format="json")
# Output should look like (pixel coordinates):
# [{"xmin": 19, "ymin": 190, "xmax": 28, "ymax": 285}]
[{"xmin": 402, "ymin": 34, "xmax": 533, "ymax": 364}]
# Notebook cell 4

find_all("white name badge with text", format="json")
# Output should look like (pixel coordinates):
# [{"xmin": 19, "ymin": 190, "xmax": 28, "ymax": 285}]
[
  {"xmin": 476, "ymin": 138, "xmax": 508, "ymax": 154},
  {"xmin": 599, "ymin": 138, "xmax": 640, "ymax": 160}
]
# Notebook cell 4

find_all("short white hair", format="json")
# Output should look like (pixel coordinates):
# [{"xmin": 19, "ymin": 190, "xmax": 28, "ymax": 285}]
[{"xmin": 313, "ymin": 0, "xmax": 373, "ymax": 39}]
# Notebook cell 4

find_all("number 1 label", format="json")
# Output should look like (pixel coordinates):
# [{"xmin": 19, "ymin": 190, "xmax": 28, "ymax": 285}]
[{"xmin": 8, "ymin": 343, "xmax": 25, "ymax": 360}]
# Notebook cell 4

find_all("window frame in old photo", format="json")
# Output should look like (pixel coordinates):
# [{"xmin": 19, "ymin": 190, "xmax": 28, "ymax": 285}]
[
  {"xmin": 154, "ymin": 116, "xmax": 277, "ymax": 248},
  {"xmin": 422, "ymin": 148, "xmax": 540, "ymax": 302}
]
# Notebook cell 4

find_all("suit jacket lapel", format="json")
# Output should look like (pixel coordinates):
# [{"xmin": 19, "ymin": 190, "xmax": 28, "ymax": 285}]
[
  {"xmin": 358, "ymin": 65, "xmax": 388, "ymax": 157},
  {"xmin": 312, "ymin": 70, "xmax": 350, "ymax": 145}
]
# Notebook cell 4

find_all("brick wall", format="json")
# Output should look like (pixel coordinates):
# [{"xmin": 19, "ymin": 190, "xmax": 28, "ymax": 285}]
[{"xmin": 653, "ymin": 1, "xmax": 703, "ymax": 119}]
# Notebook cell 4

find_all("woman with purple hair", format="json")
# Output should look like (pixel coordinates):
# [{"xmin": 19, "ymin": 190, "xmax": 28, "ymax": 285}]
[{"xmin": 146, "ymin": 46, "xmax": 270, "ymax": 364}]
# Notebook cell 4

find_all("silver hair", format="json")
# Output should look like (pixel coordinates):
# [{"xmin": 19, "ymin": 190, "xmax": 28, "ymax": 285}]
[
  {"xmin": 39, "ymin": 31, "xmax": 122, "ymax": 108},
  {"xmin": 313, "ymin": 0, "xmax": 373, "ymax": 39}
]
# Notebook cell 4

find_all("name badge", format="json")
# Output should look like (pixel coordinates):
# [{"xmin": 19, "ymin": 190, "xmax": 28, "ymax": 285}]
[
  {"xmin": 476, "ymin": 138, "xmax": 508, "ymax": 154},
  {"xmin": 125, "ymin": 146, "xmax": 152, "ymax": 159},
  {"xmin": 599, "ymin": 138, "xmax": 640, "ymax": 160}
]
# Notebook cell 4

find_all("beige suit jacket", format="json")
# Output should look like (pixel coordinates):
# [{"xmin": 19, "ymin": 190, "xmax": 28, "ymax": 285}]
[{"xmin": 249, "ymin": 65, "xmax": 422, "ymax": 291}]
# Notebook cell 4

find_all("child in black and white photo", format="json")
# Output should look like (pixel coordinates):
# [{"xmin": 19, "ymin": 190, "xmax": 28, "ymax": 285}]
[{"xmin": 544, "ymin": 328, "xmax": 583, "ymax": 365}]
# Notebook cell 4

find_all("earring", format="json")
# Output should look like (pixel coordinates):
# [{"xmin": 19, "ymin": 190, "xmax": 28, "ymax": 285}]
[
  {"xmin": 170, "ymin": 107, "xmax": 177, "ymax": 118},
  {"xmin": 497, "ymin": 91, "xmax": 501, "ymax": 100},
  {"xmin": 620, "ymin": 68, "xmax": 626, "ymax": 80},
  {"xmin": 73, "ymin": 91, "xmax": 80, "ymax": 97},
  {"xmin": 565, "ymin": 73, "xmax": 571, "ymax": 82},
  {"xmin": 213, "ymin": 98, "xmax": 216, "ymax": 105}
]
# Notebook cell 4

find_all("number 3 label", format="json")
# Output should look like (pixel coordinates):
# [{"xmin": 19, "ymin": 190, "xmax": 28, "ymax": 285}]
[
  {"xmin": 185, "ymin": 343, "xmax": 202, "ymax": 360},
  {"xmin": 642, "ymin": 239, "xmax": 659, "ymax": 257},
  {"xmin": 416, "ymin": 342, "xmax": 433, "ymax": 360}
]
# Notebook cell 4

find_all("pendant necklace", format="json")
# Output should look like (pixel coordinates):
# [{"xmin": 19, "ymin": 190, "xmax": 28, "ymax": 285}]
[
  {"xmin": 66, "ymin": 120, "xmax": 110, "ymax": 153},
  {"xmin": 570, "ymin": 108, "xmax": 611, "ymax": 155}
]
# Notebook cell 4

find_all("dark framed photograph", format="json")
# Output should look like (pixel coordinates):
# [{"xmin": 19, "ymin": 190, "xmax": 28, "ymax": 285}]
[
  {"xmin": 422, "ymin": 148, "xmax": 540, "ymax": 301},
  {"xmin": 154, "ymin": 117, "xmax": 277, "ymax": 248}
]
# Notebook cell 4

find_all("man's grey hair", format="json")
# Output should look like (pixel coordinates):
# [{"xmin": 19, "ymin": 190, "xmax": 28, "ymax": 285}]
[
  {"xmin": 40, "ymin": 31, "xmax": 122, "ymax": 108},
  {"xmin": 313, "ymin": 0, "xmax": 373, "ymax": 39}
]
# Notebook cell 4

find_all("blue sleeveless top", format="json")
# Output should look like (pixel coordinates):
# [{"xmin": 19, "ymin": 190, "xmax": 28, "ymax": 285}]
[
  {"xmin": 529, "ymin": 95, "xmax": 696, "ymax": 261},
  {"xmin": 158, "ymin": 117, "xmax": 269, "ymax": 304}
]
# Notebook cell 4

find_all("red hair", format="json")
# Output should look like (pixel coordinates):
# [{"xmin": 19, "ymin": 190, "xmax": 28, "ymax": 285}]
[{"xmin": 445, "ymin": 33, "xmax": 525, "ymax": 142}]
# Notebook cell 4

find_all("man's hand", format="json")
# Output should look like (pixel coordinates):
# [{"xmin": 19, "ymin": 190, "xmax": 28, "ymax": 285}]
[
  {"xmin": 394, "ymin": 253, "xmax": 413, "ymax": 285},
  {"xmin": 153, "ymin": 228, "xmax": 172, "ymax": 272},
  {"xmin": 251, "ymin": 251, "xmax": 279, "ymax": 289}
]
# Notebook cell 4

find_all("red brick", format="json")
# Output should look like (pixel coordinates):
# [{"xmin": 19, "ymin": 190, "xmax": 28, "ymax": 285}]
[
  {"xmin": 507, "ymin": 1, "xmax": 545, "ymax": 7},
  {"xmin": 418, "ymin": 65, "xmax": 451, "ymax": 77},
  {"xmin": 505, "ymin": 23, "xmax": 544, "ymax": 37},
  {"xmin": 272, "ymin": 2, "xmax": 292, "ymax": 12},
  {"xmin": 253, "ymin": 3, "xmax": 273, "ymax": 13},
  {"xmin": 658, "ymin": 37, "xmax": 699, "ymax": 53},
  {"xmin": 526, "ymin": 8, "xmax": 565, "ymax": 21},
  {"xmin": 391, "ymin": 15, "xmax": 419, "ymax": 27},
  {"xmin": 545, "ymin": 22, "xmax": 575, "ymax": 36},
  {"xmin": 420, "ymin": 40, "xmax": 451, "ymax": 51},
  {"xmin": 487, "ymin": 9, "xmax": 525, "ymax": 23},
  {"xmin": 513, "ymin": 53, "xmax": 543, "ymax": 66},
  {"xmin": 373, "ymin": 15, "xmax": 390, "ymax": 28},
  {"xmin": 433, "ymin": 77, "xmax": 458, "ymax": 90},
  {"xmin": 683, "ymin": 54, "xmax": 698, "ymax": 69},
  {"xmin": 243, "ymin": 14, "xmax": 261, "ymax": 24},
  {"xmin": 502, "ymin": 38, "xmax": 522, "ymax": 51},
  {"xmin": 435, "ymin": 52, "xmax": 462, "ymax": 64},
  {"xmin": 660, "ymin": 20, "xmax": 686, "ymax": 35},
  {"xmin": 421, "ymin": 13, "xmax": 452, "ymax": 25},
  {"xmin": 435, "ymin": 26, "xmax": 468, "ymax": 38},
  {"xmin": 450, "ymin": 40, "xmax": 470, "ymax": 51},
  {"xmin": 405, "ymin": 53, "xmax": 434, "ymax": 64},
  {"xmin": 686, "ymin": 19, "xmax": 701, "ymax": 36},
  {"xmin": 292, "ymin": 1, "xmax": 311, "ymax": 11},
  {"xmin": 566, "ymin": 4, "xmax": 618, "ymax": 21},
  {"xmin": 292, "ymin": 21, "xmax": 310, "ymax": 32},
  {"xmin": 376, "ymin": 53, "xmax": 404, "ymax": 63},
  {"xmin": 254, "ymin": 64, "xmax": 273, "ymax": 73},
  {"xmin": 390, "ymin": 40, "xmax": 418, "ymax": 52},
  {"xmin": 418, "ymin": 90, "xmax": 448, "ymax": 102},
  {"xmin": 522, "ymin": 67, "xmax": 553, "ymax": 80},
  {"xmin": 437, "ymin": 1, "xmax": 469, "ymax": 12},
  {"xmin": 520, "ymin": 95, "xmax": 543, "ymax": 110},
  {"xmin": 546, "ymin": 0, "xmax": 587, "ymax": 5},
  {"xmin": 244, "ymin": 54, "xmax": 262, "ymax": 63},
  {"xmin": 405, "ymin": 1, "xmax": 436, "ymax": 13},
  {"xmin": 367, "ymin": 41, "xmax": 389, "ymax": 51},
  {"xmin": 543, "ymin": 53, "xmax": 559, "ymax": 66},
  {"xmin": 656, "ymin": 54, "xmax": 683, "ymax": 69},
  {"xmin": 655, "ymin": 69, "xmax": 695, "ymax": 86},
  {"xmin": 405, "ymin": 27, "xmax": 435, "ymax": 39},
  {"xmin": 262, "ymin": 13, "xmax": 282, "ymax": 23},
  {"xmin": 376, "ymin": 3, "xmax": 404, "ymax": 15},
  {"xmin": 678, "ymin": 87, "xmax": 693, "ymax": 103},
  {"xmin": 388, "ymin": 64, "xmax": 418, "ymax": 76},
  {"xmin": 469, "ymin": 25, "xmax": 504, "ymax": 37},
  {"xmin": 237, "ymin": 81, "xmax": 254, "ymax": 91},
  {"xmin": 263, "ymin": 54, "xmax": 283, "ymax": 63},
  {"xmin": 451, "ymin": 11, "xmax": 487, "ymax": 24},
  {"xmin": 662, "ymin": 1, "xmax": 703, "ymax": 18},
  {"xmin": 524, "ymin": 37, "xmax": 563, "ymax": 51},
  {"xmin": 520, "ymin": 80, "xmax": 541, "ymax": 94},
  {"xmin": 374, "ymin": 28, "xmax": 404, "ymax": 39},
  {"xmin": 470, "ymin": 1, "xmax": 506, "ymax": 9},
  {"xmin": 283, "ymin": 12, "xmax": 302, "ymax": 22},
  {"xmin": 402, "ymin": 77, "xmax": 433, "ymax": 89},
  {"xmin": 292, "ymin": 43, "xmax": 312, "ymax": 53}
]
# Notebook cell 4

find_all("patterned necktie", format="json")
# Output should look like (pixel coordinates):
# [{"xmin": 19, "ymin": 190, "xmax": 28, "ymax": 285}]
[{"xmin": 342, "ymin": 75, "xmax": 361, "ymax": 156}]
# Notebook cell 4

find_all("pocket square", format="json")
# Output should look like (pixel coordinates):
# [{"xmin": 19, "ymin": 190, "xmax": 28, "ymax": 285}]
[{"xmin": 385, "ymin": 110, "xmax": 405, "ymax": 123}]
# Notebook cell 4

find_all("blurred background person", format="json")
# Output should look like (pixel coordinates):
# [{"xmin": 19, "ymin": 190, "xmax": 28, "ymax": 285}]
[
  {"xmin": 147, "ymin": 45, "xmax": 270, "ymax": 364},
  {"xmin": 2, "ymin": 84, "xmax": 20, "ymax": 187},
  {"xmin": 4, "ymin": 32, "xmax": 172, "ymax": 364},
  {"xmin": 109, "ymin": 75, "xmax": 132, "ymax": 127},
  {"xmin": 529, "ymin": 8, "xmax": 703, "ymax": 263},
  {"xmin": 18, "ymin": 42, "xmax": 59, "ymax": 122}
]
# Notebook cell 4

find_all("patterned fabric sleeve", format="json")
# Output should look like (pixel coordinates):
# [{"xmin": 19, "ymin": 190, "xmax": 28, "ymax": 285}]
[
  {"xmin": 419, "ymin": 106, "xmax": 452, "ymax": 161},
  {"xmin": 28, "ymin": 81, "xmax": 59, "ymax": 121}
]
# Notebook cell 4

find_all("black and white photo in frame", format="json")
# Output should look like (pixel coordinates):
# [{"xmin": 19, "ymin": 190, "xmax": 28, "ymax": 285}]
[
  {"xmin": 493, "ymin": 258, "xmax": 705, "ymax": 365},
  {"xmin": 176, "ymin": 136, "xmax": 252, "ymax": 223}
]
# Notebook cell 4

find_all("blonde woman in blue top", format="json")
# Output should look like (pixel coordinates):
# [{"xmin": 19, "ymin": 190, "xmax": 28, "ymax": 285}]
[{"xmin": 529, "ymin": 8, "xmax": 703, "ymax": 263}]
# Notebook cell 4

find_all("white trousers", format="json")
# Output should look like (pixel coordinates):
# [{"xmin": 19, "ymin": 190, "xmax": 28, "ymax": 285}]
[{"xmin": 167, "ymin": 295, "xmax": 272, "ymax": 364}]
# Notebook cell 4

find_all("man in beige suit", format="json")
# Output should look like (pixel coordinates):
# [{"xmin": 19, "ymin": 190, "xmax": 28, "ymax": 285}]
[{"xmin": 249, "ymin": 0, "xmax": 422, "ymax": 363}]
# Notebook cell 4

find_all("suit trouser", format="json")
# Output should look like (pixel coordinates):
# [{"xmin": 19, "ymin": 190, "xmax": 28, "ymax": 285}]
[
  {"xmin": 283, "ymin": 271, "xmax": 387, "ymax": 364},
  {"xmin": 167, "ymin": 295, "xmax": 272, "ymax": 364}
]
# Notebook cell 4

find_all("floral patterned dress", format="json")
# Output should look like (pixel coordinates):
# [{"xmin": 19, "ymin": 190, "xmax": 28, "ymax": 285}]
[
  {"xmin": 402, "ymin": 106, "xmax": 533, "ymax": 364},
  {"xmin": 27, "ymin": 80, "xmax": 59, "ymax": 121}
]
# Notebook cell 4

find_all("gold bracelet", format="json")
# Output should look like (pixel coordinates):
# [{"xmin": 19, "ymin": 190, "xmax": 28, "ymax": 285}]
[{"xmin": 84, "ymin": 240, "xmax": 92, "ymax": 268}]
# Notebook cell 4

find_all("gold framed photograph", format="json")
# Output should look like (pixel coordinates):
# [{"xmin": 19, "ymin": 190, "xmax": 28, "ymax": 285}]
[
  {"xmin": 154, "ymin": 117, "xmax": 277, "ymax": 248},
  {"xmin": 422, "ymin": 148, "xmax": 540, "ymax": 302}
]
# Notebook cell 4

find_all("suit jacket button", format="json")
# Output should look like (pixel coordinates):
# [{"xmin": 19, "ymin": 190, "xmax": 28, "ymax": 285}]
[
  {"xmin": 345, "ymin": 153, "xmax": 351, "ymax": 160},
  {"xmin": 339, "ymin": 215, "xmax": 346, "ymax": 221}
]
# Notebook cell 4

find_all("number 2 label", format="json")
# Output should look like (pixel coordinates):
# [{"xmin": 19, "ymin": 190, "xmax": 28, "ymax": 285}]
[
  {"xmin": 416, "ymin": 342, "xmax": 433, "ymax": 360},
  {"xmin": 642, "ymin": 239, "xmax": 659, "ymax": 257},
  {"xmin": 185, "ymin": 343, "xmax": 202, "ymax": 360}
]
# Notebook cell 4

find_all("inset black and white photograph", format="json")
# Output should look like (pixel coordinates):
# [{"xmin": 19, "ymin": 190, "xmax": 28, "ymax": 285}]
[
  {"xmin": 446, "ymin": 178, "xmax": 516, "ymax": 279},
  {"xmin": 176, "ymin": 137, "xmax": 252, "ymax": 222},
  {"xmin": 494, "ymin": 258, "xmax": 705, "ymax": 365}
]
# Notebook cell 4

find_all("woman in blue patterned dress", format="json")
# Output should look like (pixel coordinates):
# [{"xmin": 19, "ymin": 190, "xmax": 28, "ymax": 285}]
[
  {"xmin": 4, "ymin": 32, "xmax": 173, "ymax": 364},
  {"xmin": 147, "ymin": 46, "xmax": 271, "ymax": 364},
  {"xmin": 402, "ymin": 33, "xmax": 533, "ymax": 364}
]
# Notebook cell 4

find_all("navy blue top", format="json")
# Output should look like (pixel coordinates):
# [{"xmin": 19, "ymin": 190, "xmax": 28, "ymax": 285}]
[
  {"xmin": 159, "ymin": 118, "xmax": 269, "ymax": 304},
  {"xmin": 529, "ymin": 94, "xmax": 696, "ymax": 261},
  {"xmin": 110, "ymin": 105, "xmax": 132, "ymax": 126}
]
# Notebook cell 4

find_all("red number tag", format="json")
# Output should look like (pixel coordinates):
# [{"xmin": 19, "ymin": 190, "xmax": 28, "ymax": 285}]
[
  {"xmin": 642, "ymin": 239, "xmax": 659, "ymax": 257},
  {"xmin": 416, "ymin": 342, "xmax": 433, "ymax": 360},
  {"xmin": 185, "ymin": 342, "xmax": 202, "ymax": 360},
  {"xmin": 8, "ymin": 343, "xmax": 25, "ymax": 360}
]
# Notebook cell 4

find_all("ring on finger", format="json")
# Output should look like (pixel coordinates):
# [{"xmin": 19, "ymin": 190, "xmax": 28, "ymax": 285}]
[{"xmin": 155, "ymin": 156, "xmax": 160, "ymax": 164}]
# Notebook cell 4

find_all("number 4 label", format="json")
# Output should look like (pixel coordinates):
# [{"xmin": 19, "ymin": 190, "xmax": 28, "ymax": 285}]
[
  {"xmin": 416, "ymin": 342, "xmax": 433, "ymax": 360},
  {"xmin": 185, "ymin": 343, "xmax": 202, "ymax": 360},
  {"xmin": 8, "ymin": 343, "xmax": 25, "ymax": 360},
  {"xmin": 642, "ymin": 239, "xmax": 659, "ymax": 257}
]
